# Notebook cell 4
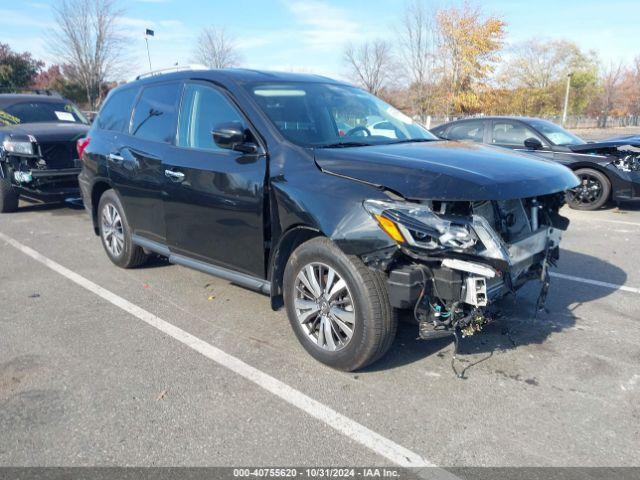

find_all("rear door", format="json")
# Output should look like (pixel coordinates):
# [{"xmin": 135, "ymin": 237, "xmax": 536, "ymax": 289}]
[
  {"xmin": 163, "ymin": 81, "xmax": 267, "ymax": 277},
  {"xmin": 444, "ymin": 120, "xmax": 486, "ymax": 143},
  {"xmin": 109, "ymin": 81, "xmax": 180, "ymax": 244}
]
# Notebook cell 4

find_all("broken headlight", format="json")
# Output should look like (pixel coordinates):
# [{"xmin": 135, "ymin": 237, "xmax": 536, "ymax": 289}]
[
  {"xmin": 2, "ymin": 138, "xmax": 34, "ymax": 156},
  {"xmin": 364, "ymin": 199, "xmax": 477, "ymax": 251}
]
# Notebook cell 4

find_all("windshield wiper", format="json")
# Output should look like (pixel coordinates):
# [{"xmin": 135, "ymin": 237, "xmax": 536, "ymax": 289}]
[
  {"xmin": 316, "ymin": 141, "xmax": 373, "ymax": 148},
  {"xmin": 386, "ymin": 138, "xmax": 437, "ymax": 145}
]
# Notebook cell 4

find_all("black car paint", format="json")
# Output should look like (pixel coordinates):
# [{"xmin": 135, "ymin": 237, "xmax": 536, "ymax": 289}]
[
  {"xmin": 431, "ymin": 116, "xmax": 640, "ymax": 203},
  {"xmin": 0, "ymin": 95, "xmax": 89, "ymax": 199},
  {"xmin": 80, "ymin": 70, "xmax": 578, "ymax": 309}
]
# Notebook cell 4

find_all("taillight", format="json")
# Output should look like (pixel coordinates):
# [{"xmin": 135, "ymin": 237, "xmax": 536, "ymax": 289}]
[{"xmin": 77, "ymin": 137, "xmax": 90, "ymax": 160}]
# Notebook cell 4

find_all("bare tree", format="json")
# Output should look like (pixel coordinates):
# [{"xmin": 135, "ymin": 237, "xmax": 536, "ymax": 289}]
[
  {"xmin": 398, "ymin": 0, "xmax": 439, "ymax": 120},
  {"xmin": 597, "ymin": 61, "xmax": 624, "ymax": 127},
  {"xmin": 50, "ymin": 0, "xmax": 126, "ymax": 109},
  {"xmin": 193, "ymin": 27, "xmax": 241, "ymax": 69},
  {"xmin": 343, "ymin": 39, "xmax": 393, "ymax": 95}
]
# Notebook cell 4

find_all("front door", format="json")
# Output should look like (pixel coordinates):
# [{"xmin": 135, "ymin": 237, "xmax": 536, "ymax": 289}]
[
  {"xmin": 163, "ymin": 81, "xmax": 267, "ymax": 278},
  {"xmin": 490, "ymin": 120, "xmax": 555, "ymax": 161}
]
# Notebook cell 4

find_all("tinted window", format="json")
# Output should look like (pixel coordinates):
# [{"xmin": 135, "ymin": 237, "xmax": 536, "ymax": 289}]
[
  {"xmin": 492, "ymin": 121, "xmax": 543, "ymax": 147},
  {"xmin": 447, "ymin": 121, "xmax": 484, "ymax": 142},
  {"xmin": 131, "ymin": 83, "xmax": 180, "ymax": 143},
  {"xmin": 97, "ymin": 87, "xmax": 138, "ymax": 132},
  {"xmin": 177, "ymin": 83, "xmax": 245, "ymax": 151}
]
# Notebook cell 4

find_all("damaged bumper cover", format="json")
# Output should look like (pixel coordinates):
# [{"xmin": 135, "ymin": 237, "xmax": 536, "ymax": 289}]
[{"xmin": 363, "ymin": 195, "xmax": 568, "ymax": 338}]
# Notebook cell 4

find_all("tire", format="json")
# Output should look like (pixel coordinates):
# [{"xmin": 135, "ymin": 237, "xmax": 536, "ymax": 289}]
[
  {"xmin": 566, "ymin": 168, "xmax": 611, "ymax": 211},
  {"xmin": 0, "ymin": 179, "xmax": 19, "ymax": 213},
  {"xmin": 283, "ymin": 237, "xmax": 396, "ymax": 371},
  {"xmin": 97, "ymin": 189, "xmax": 149, "ymax": 268}
]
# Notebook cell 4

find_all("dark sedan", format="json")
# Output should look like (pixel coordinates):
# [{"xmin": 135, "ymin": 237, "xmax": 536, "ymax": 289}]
[{"xmin": 431, "ymin": 116, "xmax": 640, "ymax": 210}]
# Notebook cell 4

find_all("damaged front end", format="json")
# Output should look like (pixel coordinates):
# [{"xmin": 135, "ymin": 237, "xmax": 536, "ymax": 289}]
[
  {"xmin": 363, "ymin": 193, "xmax": 568, "ymax": 340},
  {"xmin": 0, "ymin": 133, "xmax": 81, "ymax": 197}
]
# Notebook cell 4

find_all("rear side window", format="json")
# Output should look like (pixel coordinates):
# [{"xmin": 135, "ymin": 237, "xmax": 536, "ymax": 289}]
[
  {"xmin": 131, "ymin": 83, "xmax": 180, "ymax": 144},
  {"xmin": 177, "ymin": 83, "xmax": 246, "ymax": 151},
  {"xmin": 97, "ymin": 87, "xmax": 138, "ymax": 132},
  {"xmin": 447, "ymin": 121, "xmax": 484, "ymax": 142}
]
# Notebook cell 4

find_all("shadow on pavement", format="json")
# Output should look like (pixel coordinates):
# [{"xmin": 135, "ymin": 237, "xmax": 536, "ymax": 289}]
[{"xmin": 366, "ymin": 248, "xmax": 627, "ymax": 373}]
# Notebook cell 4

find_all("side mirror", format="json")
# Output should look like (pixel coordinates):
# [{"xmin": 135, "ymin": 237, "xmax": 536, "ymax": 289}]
[
  {"xmin": 212, "ymin": 122, "xmax": 257, "ymax": 154},
  {"xmin": 524, "ymin": 137, "xmax": 543, "ymax": 150}
]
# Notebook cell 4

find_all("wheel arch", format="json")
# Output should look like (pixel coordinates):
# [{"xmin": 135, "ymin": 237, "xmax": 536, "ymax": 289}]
[
  {"xmin": 268, "ymin": 225, "xmax": 323, "ymax": 310},
  {"xmin": 90, "ymin": 180, "xmax": 113, "ymax": 235}
]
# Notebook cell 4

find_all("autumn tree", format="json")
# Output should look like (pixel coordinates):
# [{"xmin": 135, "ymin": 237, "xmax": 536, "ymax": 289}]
[
  {"xmin": 31, "ymin": 65, "xmax": 86, "ymax": 105},
  {"xmin": 437, "ymin": 3, "xmax": 506, "ymax": 115},
  {"xmin": 343, "ymin": 39, "xmax": 394, "ymax": 95},
  {"xmin": 591, "ymin": 61, "xmax": 625, "ymax": 127},
  {"xmin": 499, "ymin": 39, "xmax": 598, "ymax": 116},
  {"xmin": 193, "ymin": 26, "xmax": 242, "ymax": 69},
  {"xmin": 50, "ymin": 0, "xmax": 127, "ymax": 109},
  {"xmin": 620, "ymin": 56, "xmax": 640, "ymax": 125},
  {"xmin": 0, "ymin": 43, "xmax": 43, "ymax": 90}
]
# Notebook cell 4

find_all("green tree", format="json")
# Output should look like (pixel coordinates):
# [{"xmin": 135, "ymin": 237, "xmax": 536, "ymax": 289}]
[{"xmin": 0, "ymin": 43, "xmax": 44, "ymax": 90}]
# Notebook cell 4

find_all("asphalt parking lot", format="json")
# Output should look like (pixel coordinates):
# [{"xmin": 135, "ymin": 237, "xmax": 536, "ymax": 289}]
[{"xmin": 1, "ymin": 197, "xmax": 639, "ymax": 468}]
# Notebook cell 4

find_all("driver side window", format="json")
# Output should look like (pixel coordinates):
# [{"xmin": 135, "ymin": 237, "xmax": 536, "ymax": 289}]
[
  {"xmin": 177, "ymin": 83, "xmax": 245, "ymax": 151},
  {"xmin": 492, "ymin": 121, "xmax": 543, "ymax": 147}
]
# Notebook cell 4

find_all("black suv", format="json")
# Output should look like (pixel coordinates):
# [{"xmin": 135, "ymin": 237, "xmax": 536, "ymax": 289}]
[
  {"xmin": 80, "ymin": 69, "xmax": 578, "ymax": 371},
  {"xmin": 0, "ymin": 92, "xmax": 90, "ymax": 212}
]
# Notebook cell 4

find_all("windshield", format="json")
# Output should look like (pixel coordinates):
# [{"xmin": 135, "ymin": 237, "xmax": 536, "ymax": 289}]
[
  {"xmin": 0, "ymin": 100, "xmax": 89, "ymax": 126},
  {"xmin": 528, "ymin": 119, "xmax": 584, "ymax": 146},
  {"xmin": 246, "ymin": 82, "xmax": 436, "ymax": 147}
]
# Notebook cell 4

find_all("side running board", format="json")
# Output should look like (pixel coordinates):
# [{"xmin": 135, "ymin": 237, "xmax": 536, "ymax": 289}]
[{"xmin": 132, "ymin": 234, "xmax": 271, "ymax": 295}]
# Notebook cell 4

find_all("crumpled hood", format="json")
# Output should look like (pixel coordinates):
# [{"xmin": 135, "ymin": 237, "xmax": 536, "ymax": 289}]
[
  {"xmin": 314, "ymin": 141, "xmax": 579, "ymax": 201},
  {"xmin": 569, "ymin": 135, "xmax": 640, "ymax": 152},
  {"xmin": 1, "ymin": 122, "xmax": 89, "ymax": 143}
]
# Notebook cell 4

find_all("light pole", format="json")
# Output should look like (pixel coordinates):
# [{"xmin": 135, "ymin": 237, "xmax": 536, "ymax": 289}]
[
  {"xmin": 562, "ymin": 72, "xmax": 573, "ymax": 127},
  {"xmin": 144, "ymin": 28, "xmax": 154, "ymax": 72}
]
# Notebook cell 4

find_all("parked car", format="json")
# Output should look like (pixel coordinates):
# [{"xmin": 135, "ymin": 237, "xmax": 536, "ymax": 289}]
[
  {"xmin": 79, "ymin": 69, "xmax": 578, "ymax": 371},
  {"xmin": 0, "ymin": 91, "xmax": 90, "ymax": 212},
  {"xmin": 431, "ymin": 116, "xmax": 640, "ymax": 210}
]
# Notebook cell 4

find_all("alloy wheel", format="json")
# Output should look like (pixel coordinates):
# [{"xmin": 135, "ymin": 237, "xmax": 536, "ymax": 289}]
[
  {"xmin": 568, "ymin": 173, "xmax": 603, "ymax": 207},
  {"xmin": 101, "ymin": 203, "xmax": 125, "ymax": 257},
  {"xmin": 293, "ymin": 262, "xmax": 355, "ymax": 352}
]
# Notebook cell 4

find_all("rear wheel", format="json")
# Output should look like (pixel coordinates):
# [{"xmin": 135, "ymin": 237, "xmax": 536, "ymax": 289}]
[
  {"xmin": 97, "ymin": 189, "xmax": 149, "ymax": 268},
  {"xmin": 0, "ymin": 179, "xmax": 19, "ymax": 213},
  {"xmin": 566, "ymin": 168, "xmax": 611, "ymax": 210},
  {"xmin": 283, "ymin": 237, "xmax": 396, "ymax": 371}
]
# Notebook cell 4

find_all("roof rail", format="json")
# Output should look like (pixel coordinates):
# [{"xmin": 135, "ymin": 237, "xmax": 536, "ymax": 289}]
[
  {"xmin": 0, "ymin": 87, "xmax": 62, "ymax": 97},
  {"xmin": 135, "ymin": 64, "xmax": 208, "ymax": 81}
]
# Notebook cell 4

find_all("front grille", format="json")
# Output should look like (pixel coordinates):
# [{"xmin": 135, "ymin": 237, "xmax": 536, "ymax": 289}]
[{"xmin": 39, "ymin": 141, "xmax": 78, "ymax": 169}]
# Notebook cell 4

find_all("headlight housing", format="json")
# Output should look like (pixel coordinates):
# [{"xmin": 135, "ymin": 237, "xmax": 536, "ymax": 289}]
[
  {"xmin": 364, "ymin": 199, "xmax": 477, "ymax": 251},
  {"xmin": 2, "ymin": 138, "xmax": 34, "ymax": 156}
]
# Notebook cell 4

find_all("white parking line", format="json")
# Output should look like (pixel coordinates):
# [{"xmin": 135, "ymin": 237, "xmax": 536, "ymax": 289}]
[
  {"xmin": 550, "ymin": 272, "xmax": 640, "ymax": 295},
  {"xmin": 571, "ymin": 217, "xmax": 640, "ymax": 228},
  {"xmin": 0, "ymin": 231, "xmax": 441, "ymax": 470}
]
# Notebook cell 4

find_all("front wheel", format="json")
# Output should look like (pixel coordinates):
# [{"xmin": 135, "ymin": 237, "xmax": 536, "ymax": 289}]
[
  {"xmin": 566, "ymin": 168, "xmax": 611, "ymax": 210},
  {"xmin": 0, "ymin": 179, "xmax": 19, "ymax": 213},
  {"xmin": 97, "ymin": 189, "xmax": 149, "ymax": 268},
  {"xmin": 283, "ymin": 237, "xmax": 396, "ymax": 371}
]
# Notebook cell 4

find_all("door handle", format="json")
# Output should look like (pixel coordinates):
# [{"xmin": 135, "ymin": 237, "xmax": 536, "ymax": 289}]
[
  {"xmin": 108, "ymin": 153, "xmax": 124, "ymax": 163},
  {"xmin": 165, "ymin": 169, "xmax": 185, "ymax": 182}
]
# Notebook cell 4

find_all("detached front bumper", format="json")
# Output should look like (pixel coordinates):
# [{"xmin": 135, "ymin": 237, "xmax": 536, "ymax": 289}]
[
  {"xmin": 14, "ymin": 167, "xmax": 81, "ymax": 199},
  {"xmin": 387, "ymin": 226, "xmax": 561, "ymax": 311}
]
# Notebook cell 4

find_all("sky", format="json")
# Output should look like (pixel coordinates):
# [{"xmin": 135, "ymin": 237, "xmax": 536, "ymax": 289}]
[{"xmin": 1, "ymin": 0, "xmax": 639, "ymax": 81}]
